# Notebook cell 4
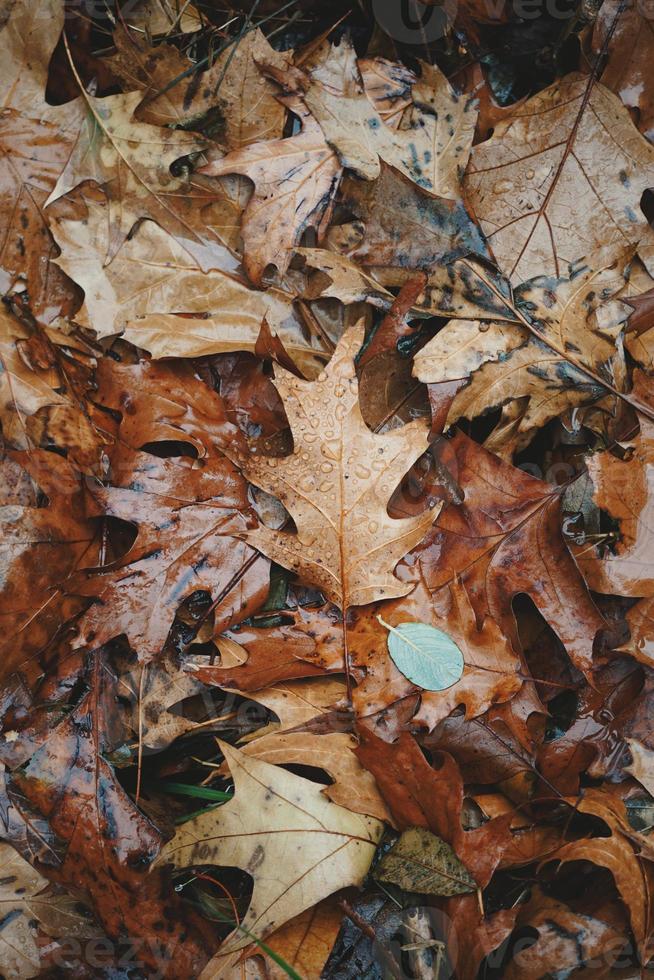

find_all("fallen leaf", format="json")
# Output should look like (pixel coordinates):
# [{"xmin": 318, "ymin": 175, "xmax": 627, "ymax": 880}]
[
  {"xmin": 299, "ymin": 38, "xmax": 476, "ymax": 198},
  {"xmin": 199, "ymin": 99, "xmax": 341, "ymax": 285},
  {"xmin": 375, "ymin": 826, "xmax": 476, "ymax": 897},
  {"xmin": 158, "ymin": 741, "xmax": 384, "ymax": 956},
  {"xmin": 414, "ymin": 246, "xmax": 633, "ymax": 451},
  {"xmin": 142, "ymin": 29, "xmax": 292, "ymax": 145},
  {"xmin": 465, "ymin": 74, "xmax": 654, "ymax": 283},
  {"xmin": 45, "ymin": 88, "xmax": 207, "ymax": 263},
  {"xmin": 7, "ymin": 650, "xmax": 213, "ymax": 975},
  {"xmin": 380, "ymin": 618, "xmax": 465, "ymax": 692},
  {"xmin": 70, "ymin": 446, "xmax": 269, "ymax": 658},
  {"xmin": 592, "ymin": 0, "xmax": 654, "ymax": 144},
  {"xmin": 339, "ymin": 162, "xmax": 489, "ymax": 272},
  {"xmin": 51, "ymin": 195, "xmax": 325, "ymax": 373},
  {"xmin": 0, "ymin": 450, "xmax": 97, "ymax": 683},
  {"xmin": 224, "ymin": 323, "xmax": 439, "ymax": 611}
]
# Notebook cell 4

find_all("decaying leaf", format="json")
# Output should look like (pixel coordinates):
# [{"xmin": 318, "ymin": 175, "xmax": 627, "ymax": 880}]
[
  {"xmin": 159, "ymin": 741, "xmax": 383, "ymax": 956},
  {"xmin": 375, "ymin": 826, "xmax": 476, "ymax": 897},
  {"xmin": 465, "ymin": 74, "xmax": 654, "ymax": 283},
  {"xmin": 0, "ymin": 843, "xmax": 97, "ymax": 979},
  {"xmin": 70, "ymin": 446, "xmax": 269, "ymax": 658},
  {"xmin": 199, "ymin": 100, "xmax": 341, "ymax": 285}
]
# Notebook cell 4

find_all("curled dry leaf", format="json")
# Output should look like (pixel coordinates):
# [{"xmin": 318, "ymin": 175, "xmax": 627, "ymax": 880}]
[
  {"xmin": 465, "ymin": 74, "xmax": 654, "ymax": 283},
  {"xmin": 158, "ymin": 741, "xmax": 384, "ymax": 958}
]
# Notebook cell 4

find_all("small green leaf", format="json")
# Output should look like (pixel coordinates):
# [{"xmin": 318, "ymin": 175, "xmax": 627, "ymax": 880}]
[
  {"xmin": 375, "ymin": 826, "xmax": 476, "ymax": 897},
  {"xmin": 378, "ymin": 617, "xmax": 464, "ymax": 691}
]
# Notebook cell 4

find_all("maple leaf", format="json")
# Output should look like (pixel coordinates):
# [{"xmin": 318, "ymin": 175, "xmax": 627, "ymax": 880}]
[
  {"xmin": 70, "ymin": 446, "xmax": 270, "ymax": 658},
  {"xmin": 225, "ymin": 323, "xmax": 439, "ymax": 609},
  {"xmin": 199, "ymin": 99, "xmax": 341, "ymax": 285},
  {"xmin": 158, "ymin": 741, "xmax": 383, "ymax": 957},
  {"xmin": 464, "ymin": 74, "xmax": 654, "ymax": 284}
]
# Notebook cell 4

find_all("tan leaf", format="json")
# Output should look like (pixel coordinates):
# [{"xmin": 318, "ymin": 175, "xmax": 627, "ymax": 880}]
[
  {"xmin": 158, "ymin": 741, "xmax": 383, "ymax": 957},
  {"xmin": 0, "ymin": 309, "xmax": 64, "ymax": 446},
  {"xmin": 225, "ymin": 323, "xmax": 440, "ymax": 609},
  {"xmin": 0, "ymin": 0, "xmax": 68, "ymax": 117},
  {"xmin": 0, "ymin": 843, "xmax": 97, "ymax": 979},
  {"xmin": 45, "ymin": 89, "xmax": 206, "ymax": 262},
  {"xmin": 224, "ymin": 677, "xmax": 390, "ymax": 820},
  {"xmin": 122, "ymin": 0, "xmax": 203, "ymax": 35},
  {"xmin": 199, "ymin": 102, "xmax": 341, "ymax": 285},
  {"xmin": 302, "ymin": 38, "xmax": 476, "ymax": 198},
  {"xmin": 143, "ymin": 29, "xmax": 292, "ymax": 145},
  {"xmin": 51, "ymin": 197, "xmax": 327, "ymax": 375},
  {"xmin": 359, "ymin": 57, "xmax": 416, "ymax": 127},
  {"xmin": 545, "ymin": 835, "xmax": 648, "ymax": 947},
  {"xmin": 465, "ymin": 74, "xmax": 654, "ymax": 284},
  {"xmin": 297, "ymin": 247, "xmax": 393, "ymax": 308},
  {"xmin": 625, "ymin": 738, "xmax": 654, "ymax": 798},
  {"xmin": 415, "ymin": 247, "xmax": 632, "ymax": 451}
]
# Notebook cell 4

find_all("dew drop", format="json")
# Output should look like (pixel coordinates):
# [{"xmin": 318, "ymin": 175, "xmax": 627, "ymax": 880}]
[{"xmin": 492, "ymin": 179, "xmax": 514, "ymax": 194}]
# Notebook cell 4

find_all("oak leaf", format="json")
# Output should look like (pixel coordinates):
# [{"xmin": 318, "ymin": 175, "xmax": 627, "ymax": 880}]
[
  {"xmin": 465, "ymin": 74, "xmax": 654, "ymax": 283},
  {"xmin": 300, "ymin": 38, "xmax": 476, "ymax": 198},
  {"xmin": 221, "ymin": 677, "xmax": 390, "ymax": 820},
  {"xmin": 158, "ymin": 741, "xmax": 384, "ymax": 956},
  {"xmin": 225, "ymin": 323, "xmax": 440, "ymax": 609},
  {"xmin": 592, "ymin": 0, "xmax": 654, "ymax": 144},
  {"xmin": 45, "ymin": 89, "xmax": 206, "ymax": 262},
  {"xmin": 414, "ymin": 248, "xmax": 632, "ymax": 451},
  {"xmin": 141, "ymin": 29, "xmax": 292, "ymax": 146},
  {"xmin": 0, "ymin": 843, "xmax": 97, "ymax": 979},
  {"xmin": 51, "ymin": 196, "xmax": 325, "ymax": 372},
  {"xmin": 199, "ymin": 99, "xmax": 341, "ymax": 285},
  {"xmin": 574, "ymin": 404, "xmax": 654, "ymax": 597},
  {"xmin": 339, "ymin": 162, "xmax": 489, "ymax": 272},
  {"xmin": 70, "ymin": 446, "xmax": 269, "ymax": 659},
  {"xmin": 8, "ymin": 649, "xmax": 213, "ymax": 975}
]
